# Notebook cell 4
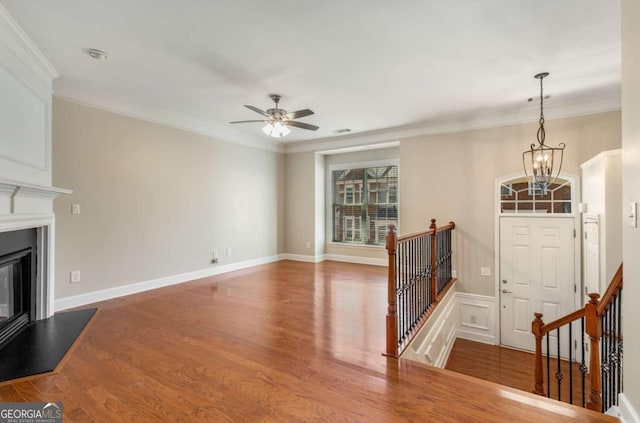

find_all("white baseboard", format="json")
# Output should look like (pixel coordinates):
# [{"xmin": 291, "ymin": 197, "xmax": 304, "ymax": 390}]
[
  {"xmin": 279, "ymin": 253, "xmax": 323, "ymax": 263},
  {"xmin": 619, "ymin": 393, "xmax": 640, "ymax": 423},
  {"xmin": 54, "ymin": 254, "xmax": 281, "ymax": 311},
  {"xmin": 55, "ymin": 252, "xmax": 389, "ymax": 311},
  {"xmin": 280, "ymin": 253, "xmax": 387, "ymax": 266},
  {"xmin": 456, "ymin": 292, "xmax": 497, "ymax": 345},
  {"xmin": 322, "ymin": 253, "xmax": 387, "ymax": 266}
]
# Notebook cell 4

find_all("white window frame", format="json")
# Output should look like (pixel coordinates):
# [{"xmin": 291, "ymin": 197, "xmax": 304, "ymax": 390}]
[{"xmin": 328, "ymin": 159, "xmax": 399, "ymax": 248}]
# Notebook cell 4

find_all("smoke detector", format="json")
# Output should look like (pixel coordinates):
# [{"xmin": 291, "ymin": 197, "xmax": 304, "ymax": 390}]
[{"xmin": 85, "ymin": 48, "xmax": 108, "ymax": 61}]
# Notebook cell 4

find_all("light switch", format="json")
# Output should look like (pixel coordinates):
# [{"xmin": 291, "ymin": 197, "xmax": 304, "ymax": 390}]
[
  {"xmin": 71, "ymin": 204, "xmax": 81, "ymax": 215},
  {"xmin": 481, "ymin": 267, "xmax": 491, "ymax": 277},
  {"xmin": 630, "ymin": 202, "xmax": 637, "ymax": 228}
]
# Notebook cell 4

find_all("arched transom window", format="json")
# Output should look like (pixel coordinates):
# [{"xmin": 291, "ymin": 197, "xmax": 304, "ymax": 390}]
[{"xmin": 499, "ymin": 176, "xmax": 572, "ymax": 214}]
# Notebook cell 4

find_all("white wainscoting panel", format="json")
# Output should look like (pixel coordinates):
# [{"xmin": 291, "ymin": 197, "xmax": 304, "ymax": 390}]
[
  {"xmin": 401, "ymin": 284, "xmax": 458, "ymax": 368},
  {"xmin": 0, "ymin": 5, "xmax": 58, "ymax": 186},
  {"xmin": 456, "ymin": 292, "xmax": 497, "ymax": 345}
]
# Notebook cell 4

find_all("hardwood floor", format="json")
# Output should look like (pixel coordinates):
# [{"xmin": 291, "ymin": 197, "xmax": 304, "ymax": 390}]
[
  {"xmin": 0, "ymin": 261, "xmax": 616, "ymax": 422},
  {"xmin": 446, "ymin": 338, "xmax": 591, "ymax": 408}
]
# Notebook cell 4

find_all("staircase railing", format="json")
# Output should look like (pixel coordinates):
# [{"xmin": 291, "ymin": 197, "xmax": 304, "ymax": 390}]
[
  {"xmin": 531, "ymin": 263, "xmax": 623, "ymax": 412},
  {"xmin": 384, "ymin": 219, "xmax": 456, "ymax": 358}
]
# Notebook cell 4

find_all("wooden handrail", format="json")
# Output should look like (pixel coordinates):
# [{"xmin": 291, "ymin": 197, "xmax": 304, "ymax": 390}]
[
  {"xmin": 539, "ymin": 308, "xmax": 586, "ymax": 335},
  {"xmin": 385, "ymin": 218, "xmax": 456, "ymax": 358},
  {"xmin": 597, "ymin": 264, "xmax": 623, "ymax": 315},
  {"xmin": 395, "ymin": 221, "xmax": 456, "ymax": 243},
  {"xmin": 531, "ymin": 262, "xmax": 623, "ymax": 412}
]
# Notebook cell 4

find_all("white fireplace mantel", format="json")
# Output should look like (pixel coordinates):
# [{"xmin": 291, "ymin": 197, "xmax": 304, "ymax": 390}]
[
  {"xmin": 0, "ymin": 179, "xmax": 71, "ymax": 230},
  {"xmin": 0, "ymin": 179, "xmax": 71, "ymax": 320}
]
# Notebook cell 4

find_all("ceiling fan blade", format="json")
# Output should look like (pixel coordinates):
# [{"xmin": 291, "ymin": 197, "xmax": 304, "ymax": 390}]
[
  {"xmin": 284, "ymin": 109, "xmax": 314, "ymax": 120},
  {"xmin": 286, "ymin": 120, "xmax": 319, "ymax": 131},
  {"xmin": 244, "ymin": 105, "xmax": 270, "ymax": 117},
  {"xmin": 229, "ymin": 120, "xmax": 267, "ymax": 124}
]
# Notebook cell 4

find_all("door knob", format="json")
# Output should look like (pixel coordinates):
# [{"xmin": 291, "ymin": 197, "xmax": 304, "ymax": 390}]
[
  {"xmin": 502, "ymin": 279, "xmax": 508, "ymax": 284},
  {"xmin": 502, "ymin": 289, "xmax": 513, "ymax": 294}
]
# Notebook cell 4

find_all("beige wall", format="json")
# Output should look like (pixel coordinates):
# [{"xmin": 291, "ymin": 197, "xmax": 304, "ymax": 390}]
[
  {"xmin": 621, "ymin": 0, "xmax": 640, "ymax": 413},
  {"xmin": 52, "ymin": 98, "xmax": 285, "ymax": 299},
  {"xmin": 284, "ymin": 151, "xmax": 317, "ymax": 256},
  {"xmin": 400, "ymin": 111, "xmax": 621, "ymax": 296}
]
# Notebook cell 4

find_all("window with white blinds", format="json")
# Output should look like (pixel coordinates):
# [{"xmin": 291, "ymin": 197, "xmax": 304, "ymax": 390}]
[{"xmin": 332, "ymin": 164, "xmax": 398, "ymax": 246}]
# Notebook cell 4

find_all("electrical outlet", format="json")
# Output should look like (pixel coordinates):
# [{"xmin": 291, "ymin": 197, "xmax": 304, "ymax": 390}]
[
  {"xmin": 451, "ymin": 270, "xmax": 458, "ymax": 278},
  {"xmin": 306, "ymin": 241, "xmax": 311, "ymax": 249},
  {"xmin": 480, "ymin": 267, "xmax": 491, "ymax": 277},
  {"xmin": 70, "ymin": 270, "xmax": 81, "ymax": 283},
  {"xmin": 211, "ymin": 250, "xmax": 218, "ymax": 264},
  {"xmin": 629, "ymin": 202, "xmax": 637, "ymax": 228},
  {"xmin": 226, "ymin": 248, "xmax": 231, "ymax": 256},
  {"xmin": 71, "ymin": 204, "xmax": 81, "ymax": 215}
]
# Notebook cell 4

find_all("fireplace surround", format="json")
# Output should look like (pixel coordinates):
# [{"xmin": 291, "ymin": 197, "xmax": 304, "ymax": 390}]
[
  {"xmin": 0, "ymin": 181, "xmax": 71, "ymax": 331},
  {"xmin": 0, "ymin": 228, "xmax": 36, "ymax": 346}
]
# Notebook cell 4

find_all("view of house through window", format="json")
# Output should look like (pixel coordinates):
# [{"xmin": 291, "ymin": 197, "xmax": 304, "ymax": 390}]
[
  {"xmin": 499, "ymin": 176, "xmax": 572, "ymax": 214},
  {"xmin": 332, "ymin": 164, "xmax": 398, "ymax": 245}
]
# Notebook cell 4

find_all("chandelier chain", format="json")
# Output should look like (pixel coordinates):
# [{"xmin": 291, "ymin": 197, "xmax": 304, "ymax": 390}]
[
  {"xmin": 540, "ymin": 75, "xmax": 544, "ymax": 123},
  {"xmin": 537, "ymin": 75, "xmax": 546, "ymax": 145}
]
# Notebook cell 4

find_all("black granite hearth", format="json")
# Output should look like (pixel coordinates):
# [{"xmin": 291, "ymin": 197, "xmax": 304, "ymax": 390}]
[{"xmin": 0, "ymin": 308, "xmax": 96, "ymax": 382}]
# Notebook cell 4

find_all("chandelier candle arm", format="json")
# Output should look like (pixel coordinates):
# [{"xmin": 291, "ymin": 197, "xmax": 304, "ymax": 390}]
[{"xmin": 522, "ymin": 72, "xmax": 566, "ymax": 190}]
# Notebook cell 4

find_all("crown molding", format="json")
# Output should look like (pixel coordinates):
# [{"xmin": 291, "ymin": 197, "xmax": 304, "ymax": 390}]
[
  {"xmin": 283, "ymin": 92, "xmax": 621, "ymax": 154},
  {"xmin": 53, "ymin": 78, "xmax": 619, "ymax": 157},
  {"xmin": 0, "ymin": 4, "xmax": 58, "ymax": 87},
  {"xmin": 54, "ymin": 80, "xmax": 285, "ymax": 154}
]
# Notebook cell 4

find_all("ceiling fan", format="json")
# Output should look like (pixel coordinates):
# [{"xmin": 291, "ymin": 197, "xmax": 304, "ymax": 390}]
[{"xmin": 230, "ymin": 94, "xmax": 319, "ymax": 137}]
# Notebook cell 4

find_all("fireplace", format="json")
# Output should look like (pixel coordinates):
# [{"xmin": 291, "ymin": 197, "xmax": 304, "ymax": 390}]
[{"xmin": 0, "ymin": 229, "xmax": 37, "ymax": 346}]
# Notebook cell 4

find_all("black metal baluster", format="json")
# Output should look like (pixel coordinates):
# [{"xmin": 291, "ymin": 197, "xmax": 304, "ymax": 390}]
[
  {"xmin": 601, "ymin": 309, "xmax": 607, "ymax": 412},
  {"xmin": 556, "ymin": 328, "xmax": 562, "ymax": 401},
  {"xmin": 448, "ymin": 229, "xmax": 452, "ymax": 282},
  {"xmin": 404, "ymin": 243, "xmax": 408, "ymax": 338},
  {"xmin": 410, "ymin": 239, "xmax": 414, "ymax": 330},
  {"xmin": 610, "ymin": 300, "xmax": 615, "ymax": 409},
  {"xmin": 569, "ymin": 321, "xmax": 573, "ymax": 404},
  {"xmin": 417, "ymin": 237, "xmax": 422, "ymax": 316},
  {"xmin": 424, "ymin": 235, "xmax": 428, "ymax": 311},
  {"xmin": 617, "ymin": 288, "xmax": 622, "ymax": 405},
  {"xmin": 396, "ymin": 243, "xmax": 401, "ymax": 343},
  {"xmin": 547, "ymin": 334, "xmax": 551, "ymax": 398},
  {"xmin": 399, "ymin": 243, "xmax": 405, "ymax": 342},
  {"xmin": 580, "ymin": 317, "xmax": 587, "ymax": 408},
  {"xmin": 397, "ymin": 243, "xmax": 402, "ymax": 343}
]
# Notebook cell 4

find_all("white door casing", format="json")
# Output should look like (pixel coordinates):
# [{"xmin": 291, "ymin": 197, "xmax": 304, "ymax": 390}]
[
  {"xmin": 499, "ymin": 217, "xmax": 575, "ymax": 353},
  {"xmin": 583, "ymin": 214, "xmax": 601, "ymax": 295}
]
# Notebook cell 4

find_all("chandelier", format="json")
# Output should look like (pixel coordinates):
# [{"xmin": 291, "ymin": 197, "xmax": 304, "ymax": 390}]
[{"xmin": 522, "ymin": 72, "xmax": 565, "ymax": 191}]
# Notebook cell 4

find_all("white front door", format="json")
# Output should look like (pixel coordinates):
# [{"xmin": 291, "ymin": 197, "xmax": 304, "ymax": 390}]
[{"xmin": 500, "ymin": 217, "xmax": 575, "ymax": 352}]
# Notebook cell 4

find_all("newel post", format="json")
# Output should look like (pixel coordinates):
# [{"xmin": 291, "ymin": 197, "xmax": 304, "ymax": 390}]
[
  {"xmin": 586, "ymin": 293, "xmax": 602, "ymax": 412},
  {"xmin": 430, "ymin": 219, "xmax": 438, "ymax": 303},
  {"xmin": 532, "ymin": 312, "xmax": 545, "ymax": 396},
  {"xmin": 385, "ymin": 223, "xmax": 398, "ymax": 357}
]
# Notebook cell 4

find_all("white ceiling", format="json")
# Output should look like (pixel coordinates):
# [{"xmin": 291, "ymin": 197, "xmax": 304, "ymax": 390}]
[{"xmin": 0, "ymin": 0, "xmax": 621, "ymax": 151}]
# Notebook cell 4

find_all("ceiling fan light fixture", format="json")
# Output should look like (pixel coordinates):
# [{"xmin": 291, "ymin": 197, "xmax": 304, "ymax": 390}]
[{"xmin": 262, "ymin": 121, "xmax": 290, "ymax": 138}]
